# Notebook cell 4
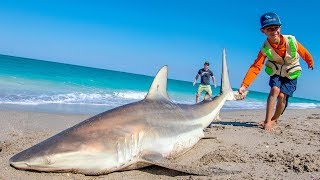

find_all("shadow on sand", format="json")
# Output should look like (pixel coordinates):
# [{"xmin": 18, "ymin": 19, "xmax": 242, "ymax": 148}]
[{"xmin": 210, "ymin": 121, "xmax": 258, "ymax": 128}]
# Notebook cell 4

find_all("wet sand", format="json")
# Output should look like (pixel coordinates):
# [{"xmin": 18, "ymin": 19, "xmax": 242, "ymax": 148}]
[{"xmin": 1, "ymin": 109, "xmax": 319, "ymax": 179}]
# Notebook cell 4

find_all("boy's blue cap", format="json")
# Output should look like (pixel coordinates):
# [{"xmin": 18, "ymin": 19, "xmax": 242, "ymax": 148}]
[{"xmin": 260, "ymin": 12, "xmax": 282, "ymax": 29}]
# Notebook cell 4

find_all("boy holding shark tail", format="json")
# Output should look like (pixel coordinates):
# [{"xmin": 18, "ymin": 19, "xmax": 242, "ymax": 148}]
[{"xmin": 238, "ymin": 12, "xmax": 314, "ymax": 131}]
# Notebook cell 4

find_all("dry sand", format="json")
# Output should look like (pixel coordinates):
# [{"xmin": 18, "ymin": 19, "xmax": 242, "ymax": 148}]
[{"xmin": 1, "ymin": 109, "xmax": 320, "ymax": 180}]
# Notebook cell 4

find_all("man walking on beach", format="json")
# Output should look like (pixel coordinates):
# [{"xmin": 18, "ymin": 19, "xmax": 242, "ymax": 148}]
[
  {"xmin": 238, "ymin": 12, "xmax": 314, "ymax": 131},
  {"xmin": 193, "ymin": 61, "xmax": 217, "ymax": 103}
]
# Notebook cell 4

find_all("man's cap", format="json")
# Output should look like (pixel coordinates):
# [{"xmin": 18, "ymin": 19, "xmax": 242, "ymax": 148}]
[
  {"xmin": 204, "ymin": 61, "xmax": 210, "ymax": 65},
  {"xmin": 260, "ymin": 12, "xmax": 282, "ymax": 29}
]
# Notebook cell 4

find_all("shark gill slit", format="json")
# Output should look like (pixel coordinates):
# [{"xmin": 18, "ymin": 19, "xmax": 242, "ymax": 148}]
[{"xmin": 116, "ymin": 131, "xmax": 144, "ymax": 166}]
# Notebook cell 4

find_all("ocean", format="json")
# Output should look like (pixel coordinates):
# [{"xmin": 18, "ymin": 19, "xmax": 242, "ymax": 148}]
[{"xmin": 1, "ymin": 54, "xmax": 319, "ymax": 115}]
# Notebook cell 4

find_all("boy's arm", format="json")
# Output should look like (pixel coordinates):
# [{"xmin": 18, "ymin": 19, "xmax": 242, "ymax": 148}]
[
  {"xmin": 240, "ymin": 51, "xmax": 266, "ymax": 89},
  {"xmin": 297, "ymin": 41, "xmax": 314, "ymax": 70}
]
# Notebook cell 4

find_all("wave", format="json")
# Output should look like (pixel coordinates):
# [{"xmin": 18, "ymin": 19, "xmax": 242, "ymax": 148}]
[
  {"xmin": 113, "ymin": 91, "xmax": 146, "ymax": 100},
  {"xmin": 0, "ymin": 90, "xmax": 149, "ymax": 107},
  {"xmin": 224, "ymin": 100, "xmax": 265, "ymax": 110},
  {"xmin": 1, "ymin": 90, "xmax": 319, "ymax": 112},
  {"xmin": 287, "ymin": 103, "xmax": 320, "ymax": 109},
  {"xmin": 224, "ymin": 99, "xmax": 320, "ymax": 110}
]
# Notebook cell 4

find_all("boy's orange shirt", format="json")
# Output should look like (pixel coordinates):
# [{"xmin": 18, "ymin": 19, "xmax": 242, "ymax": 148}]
[{"xmin": 241, "ymin": 35, "xmax": 314, "ymax": 88}]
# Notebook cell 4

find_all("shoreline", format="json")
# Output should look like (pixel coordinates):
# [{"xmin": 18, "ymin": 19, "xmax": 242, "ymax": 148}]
[
  {"xmin": 1, "ymin": 102, "xmax": 319, "ymax": 116},
  {"xmin": 1, "ymin": 108, "xmax": 319, "ymax": 179}
]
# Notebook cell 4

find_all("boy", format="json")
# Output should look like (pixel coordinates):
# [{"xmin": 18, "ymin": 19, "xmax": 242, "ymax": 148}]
[{"xmin": 238, "ymin": 12, "xmax": 314, "ymax": 131}]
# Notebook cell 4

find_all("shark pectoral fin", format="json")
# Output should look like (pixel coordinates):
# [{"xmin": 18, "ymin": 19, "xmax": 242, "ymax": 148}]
[
  {"xmin": 142, "ymin": 153, "xmax": 210, "ymax": 175},
  {"xmin": 142, "ymin": 153, "xmax": 240, "ymax": 176}
]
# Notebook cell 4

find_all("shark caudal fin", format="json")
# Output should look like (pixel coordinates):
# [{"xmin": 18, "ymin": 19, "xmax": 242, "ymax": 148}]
[
  {"xmin": 220, "ymin": 48, "xmax": 248, "ymax": 100},
  {"xmin": 220, "ymin": 48, "xmax": 233, "ymax": 100},
  {"xmin": 145, "ymin": 65, "xmax": 171, "ymax": 101}
]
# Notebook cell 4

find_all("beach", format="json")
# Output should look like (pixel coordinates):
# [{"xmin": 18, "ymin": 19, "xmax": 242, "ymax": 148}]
[{"xmin": 1, "ymin": 108, "xmax": 319, "ymax": 180}]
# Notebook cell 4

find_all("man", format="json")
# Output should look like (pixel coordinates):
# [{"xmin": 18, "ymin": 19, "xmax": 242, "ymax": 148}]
[
  {"xmin": 238, "ymin": 12, "xmax": 314, "ymax": 131},
  {"xmin": 193, "ymin": 61, "xmax": 217, "ymax": 103}
]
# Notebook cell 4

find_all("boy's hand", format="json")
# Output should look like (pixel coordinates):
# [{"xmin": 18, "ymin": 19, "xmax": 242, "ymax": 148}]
[
  {"xmin": 308, "ymin": 65, "xmax": 314, "ymax": 70},
  {"xmin": 235, "ymin": 86, "xmax": 248, "ymax": 100},
  {"xmin": 238, "ymin": 86, "xmax": 247, "ymax": 95},
  {"xmin": 234, "ymin": 90, "xmax": 248, "ymax": 100}
]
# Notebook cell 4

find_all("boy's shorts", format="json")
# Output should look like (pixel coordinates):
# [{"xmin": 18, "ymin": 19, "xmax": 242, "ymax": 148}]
[
  {"xmin": 269, "ymin": 75, "xmax": 297, "ymax": 97},
  {"xmin": 197, "ymin": 84, "xmax": 212, "ymax": 95}
]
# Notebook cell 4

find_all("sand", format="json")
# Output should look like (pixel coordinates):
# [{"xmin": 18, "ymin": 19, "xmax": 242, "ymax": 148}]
[{"xmin": 1, "ymin": 108, "xmax": 319, "ymax": 180}]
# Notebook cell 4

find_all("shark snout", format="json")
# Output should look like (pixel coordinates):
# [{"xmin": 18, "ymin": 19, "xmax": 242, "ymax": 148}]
[
  {"xmin": 9, "ymin": 151, "xmax": 52, "ymax": 171},
  {"xmin": 9, "ymin": 159, "xmax": 30, "ymax": 170},
  {"xmin": 9, "ymin": 153, "xmax": 35, "ymax": 170}
]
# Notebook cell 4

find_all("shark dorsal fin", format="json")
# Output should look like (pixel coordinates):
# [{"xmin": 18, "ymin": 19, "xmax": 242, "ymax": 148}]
[{"xmin": 145, "ymin": 65, "xmax": 170, "ymax": 101}]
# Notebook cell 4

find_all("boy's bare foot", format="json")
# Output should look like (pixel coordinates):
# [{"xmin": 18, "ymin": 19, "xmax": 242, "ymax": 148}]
[
  {"xmin": 260, "ymin": 119, "xmax": 278, "ymax": 127},
  {"xmin": 264, "ymin": 121, "xmax": 274, "ymax": 131}
]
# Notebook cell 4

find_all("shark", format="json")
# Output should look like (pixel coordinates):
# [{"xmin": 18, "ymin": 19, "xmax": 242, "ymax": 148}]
[{"xmin": 9, "ymin": 48, "xmax": 245, "ymax": 175}]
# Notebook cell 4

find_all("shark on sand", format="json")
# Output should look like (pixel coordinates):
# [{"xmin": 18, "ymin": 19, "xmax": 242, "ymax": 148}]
[{"xmin": 9, "ymin": 49, "xmax": 245, "ymax": 176}]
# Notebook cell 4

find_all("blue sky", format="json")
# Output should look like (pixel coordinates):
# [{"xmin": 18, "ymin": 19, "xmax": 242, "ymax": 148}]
[{"xmin": 1, "ymin": 0, "xmax": 319, "ymax": 100}]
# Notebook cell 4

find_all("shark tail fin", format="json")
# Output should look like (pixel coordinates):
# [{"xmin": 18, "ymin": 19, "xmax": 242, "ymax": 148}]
[
  {"xmin": 220, "ymin": 48, "xmax": 234, "ymax": 100},
  {"xmin": 220, "ymin": 48, "xmax": 248, "ymax": 101}
]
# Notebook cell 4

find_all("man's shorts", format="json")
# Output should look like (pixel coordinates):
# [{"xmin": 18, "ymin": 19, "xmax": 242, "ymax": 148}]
[
  {"xmin": 269, "ymin": 75, "xmax": 297, "ymax": 97},
  {"xmin": 197, "ymin": 84, "xmax": 212, "ymax": 95}
]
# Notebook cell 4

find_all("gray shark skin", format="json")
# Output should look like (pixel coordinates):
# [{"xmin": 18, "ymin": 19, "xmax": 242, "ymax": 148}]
[{"xmin": 9, "ymin": 49, "xmax": 240, "ymax": 175}]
